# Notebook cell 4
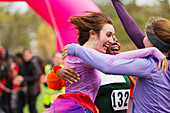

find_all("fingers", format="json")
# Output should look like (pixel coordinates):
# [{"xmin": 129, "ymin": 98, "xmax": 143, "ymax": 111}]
[
  {"xmin": 62, "ymin": 49, "xmax": 68, "ymax": 60},
  {"xmin": 62, "ymin": 74, "xmax": 75, "ymax": 84},
  {"xmin": 57, "ymin": 66, "xmax": 80, "ymax": 84},
  {"xmin": 159, "ymin": 58, "xmax": 169, "ymax": 73},
  {"xmin": 166, "ymin": 60, "xmax": 169, "ymax": 73},
  {"xmin": 65, "ymin": 78, "xmax": 73, "ymax": 84},
  {"xmin": 67, "ymin": 66, "xmax": 79, "ymax": 78},
  {"xmin": 163, "ymin": 59, "xmax": 169, "ymax": 73},
  {"xmin": 161, "ymin": 60, "xmax": 165, "ymax": 73},
  {"xmin": 65, "ymin": 66, "xmax": 80, "ymax": 80},
  {"xmin": 62, "ymin": 44, "xmax": 71, "ymax": 60},
  {"xmin": 63, "ymin": 71, "xmax": 78, "ymax": 82},
  {"xmin": 57, "ymin": 71, "xmax": 75, "ymax": 84},
  {"xmin": 158, "ymin": 61, "xmax": 161, "ymax": 70}
]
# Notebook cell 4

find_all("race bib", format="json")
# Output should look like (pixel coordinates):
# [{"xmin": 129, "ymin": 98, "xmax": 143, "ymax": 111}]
[{"xmin": 111, "ymin": 89, "xmax": 130, "ymax": 111}]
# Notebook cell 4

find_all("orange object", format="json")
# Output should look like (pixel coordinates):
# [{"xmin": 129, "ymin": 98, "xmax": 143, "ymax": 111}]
[
  {"xmin": 129, "ymin": 76, "xmax": 137, "ymax": 98},
  {"xmin": 47, "ymin": 65, "xmax": 66, "ymax": 90}
]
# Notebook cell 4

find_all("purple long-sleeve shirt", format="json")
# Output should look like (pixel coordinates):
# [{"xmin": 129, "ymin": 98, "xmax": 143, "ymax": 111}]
[
  {"xmin": 111, "ymin": 1, "xmax": 170, "ymax": 112},
  {"xmin": 67, "ymin": 44, "xmax": 170, "ymax": 113},
  {"xmin": 65, "ymin": 56, "xmax": 100, "ymax": 102},
  {"xmin": 111, "ymin": 0, "xmax": 145, "ymax": 49}
]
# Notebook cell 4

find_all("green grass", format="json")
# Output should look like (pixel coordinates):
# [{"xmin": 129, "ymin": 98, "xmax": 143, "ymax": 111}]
[{"xmin": 24, "ymin": 84, "xmax": 46, "ymax": 113}]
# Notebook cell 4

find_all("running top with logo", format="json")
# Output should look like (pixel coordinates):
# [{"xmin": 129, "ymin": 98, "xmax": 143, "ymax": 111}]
[{"xmin": 67, "ymin": 44, "xmax": 170, "ymax": 113}]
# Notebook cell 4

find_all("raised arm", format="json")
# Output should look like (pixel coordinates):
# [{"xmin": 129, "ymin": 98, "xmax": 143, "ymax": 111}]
[
  {"xmin": 111, "ymin": 0, "xmax": 145, "ymax": 48},
  {"xmin": 68, "ymin": 44, "xmax": 165, "ymax": 62}
]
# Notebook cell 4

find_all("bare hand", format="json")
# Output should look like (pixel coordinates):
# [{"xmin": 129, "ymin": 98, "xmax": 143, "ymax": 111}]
[
  {"xmin": 57, "ymin": 66, "xmax": 80, "ymax": 84},
  {"xmin": 158, "ymin": 58, "xmax": 169, "ymax": 73},
  {"xmin": 62, "ymin": 44, "xmax": 70, "ymax": 60}
]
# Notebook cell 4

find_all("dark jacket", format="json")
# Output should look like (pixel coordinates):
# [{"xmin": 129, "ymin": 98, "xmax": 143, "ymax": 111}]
[
  {"xmin": 0, "ymin": 61, "xmax": 12, "ymax": 89},
  {"xmin": 19, "ymin": 59, "xmax": 39, "ymax": 95}
]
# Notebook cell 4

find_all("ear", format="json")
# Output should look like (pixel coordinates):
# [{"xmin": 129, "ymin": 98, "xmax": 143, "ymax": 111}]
[{"xmin": 89, "ymin": 30, "xmax": 97, "ymax": 39}]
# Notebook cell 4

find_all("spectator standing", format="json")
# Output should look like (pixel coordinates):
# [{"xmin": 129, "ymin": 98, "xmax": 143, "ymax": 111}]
[
  {"xmin": 0, "ymin": 46, "xmax": 9, "ymax": 113},
  {"xmin": 17, "ymin": 49, "xmax": 39, "ymax": 113},
  {"xmin": 0, "ymin": 46, "xmax": 13, "ymax": 113}
]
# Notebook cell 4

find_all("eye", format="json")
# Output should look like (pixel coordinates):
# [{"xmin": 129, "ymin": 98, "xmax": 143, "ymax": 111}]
[
  {"xmin": 106, "ymin": 33, "xmax": 112, "ymax": 37},
  {"xmin": 106, "ymin": 34, "xmax": 111, "ymax": 37}
]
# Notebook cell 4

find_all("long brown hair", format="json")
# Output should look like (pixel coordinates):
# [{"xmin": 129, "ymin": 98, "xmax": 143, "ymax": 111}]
[
  {"xmin": 68, "ymin": 11, "xmax": 113, "ymax": 45},
  {"xmin": 146, "ymin": 17, "xmax": 170, "ymax": 44}
]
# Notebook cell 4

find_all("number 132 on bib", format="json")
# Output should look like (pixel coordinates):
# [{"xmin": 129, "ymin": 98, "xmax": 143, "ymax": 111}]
[{"xmin": 111, "ymin": 89, "xmax": 130, "ymax": 111}]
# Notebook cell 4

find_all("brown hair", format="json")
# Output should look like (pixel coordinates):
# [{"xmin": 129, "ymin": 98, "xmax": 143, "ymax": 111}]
[
  {"xmin": 146, "ymin": 17, "xmax": 170, "ymax": 44},
  {"xmin": 68, "ymin": 11, "xmax": 113, "ymax": 45}
]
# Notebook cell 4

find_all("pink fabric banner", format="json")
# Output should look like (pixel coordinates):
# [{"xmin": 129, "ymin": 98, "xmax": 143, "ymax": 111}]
[{"xmin": 0, "ymin": 0, "xmax": 101, "ymax": 51}]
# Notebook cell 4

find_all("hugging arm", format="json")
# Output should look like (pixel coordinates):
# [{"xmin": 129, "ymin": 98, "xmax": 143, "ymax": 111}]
[
  {"xmin": 68, "ymin": 44, "xmax": 153, "ymax": 77},
  {"xmin": 68, "ymin": 44, "xmax": 165, "ymax": 62},
  {"xmin": 111, "ymin": 0, "xmax": 145, "ymax": 49}
]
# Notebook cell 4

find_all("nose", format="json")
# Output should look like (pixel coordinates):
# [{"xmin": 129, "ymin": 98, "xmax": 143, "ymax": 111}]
[
  {"xmin": 109, "ymin": 36, "xmax": 118, "ymax": 45},
  {"xmin": 108, "ymin": 37, "xmax": 114, "ymax": 44},
  {"xmin": 113, "ymin": 35, "xmax": 118, "ymax": 41}
]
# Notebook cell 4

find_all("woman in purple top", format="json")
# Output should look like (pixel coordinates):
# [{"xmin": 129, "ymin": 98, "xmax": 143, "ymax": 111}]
[
  {"xmin": 111, "ymin": 1, "xmax": 170, "ymax": 112},
  {"xmin": 62, "ymin": 12, "xmax": 170, "ymax": 113},
  {"xmin": 111, "ymin": 0, "xmax": 169, "ymax": 111}
]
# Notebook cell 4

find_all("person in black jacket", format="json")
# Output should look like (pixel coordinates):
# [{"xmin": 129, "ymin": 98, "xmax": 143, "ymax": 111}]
[
  {"xmin": 0, "ymin": 46, "xmax": 10, "ymax": 113},
  {"xmin": 17, "ymin": 48, "xmax": 39, "ymax": 113}
]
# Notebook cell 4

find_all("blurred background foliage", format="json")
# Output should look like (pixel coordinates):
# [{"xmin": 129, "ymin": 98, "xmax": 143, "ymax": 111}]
[{"xmin": 0, "ymin": 0, "xmax": 169, "ymax": 59}]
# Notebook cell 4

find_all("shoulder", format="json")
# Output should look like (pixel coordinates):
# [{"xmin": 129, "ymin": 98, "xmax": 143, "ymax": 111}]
[
  {"xmin": 30, "ymin": 61, "xmax": 39, "ymax": 69},
  {"xmin": 66, "ymin": 56, "xmax": 84, "ymax": 64},
  {"xmin": 142, "ymin": 56, "xmax": 158, "ymax": 69},
  {"xmin": 65, "ymin": 56, "xmax": 93, "ymax": 69}
]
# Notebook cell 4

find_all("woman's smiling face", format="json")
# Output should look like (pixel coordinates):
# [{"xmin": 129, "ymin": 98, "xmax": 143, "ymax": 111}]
[{"xmin": 94, "ymin": 24, "xmax": 115, "ymax": 53}]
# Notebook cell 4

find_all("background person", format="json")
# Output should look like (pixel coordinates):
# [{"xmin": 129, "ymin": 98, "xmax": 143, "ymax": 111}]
[
  {"xmin": 18, "ymin": 48, "xmax": 39, "ymax": 113},
  {"xmin": 0, "ymin": 46, "xmax": 10, "ymax": 113}
]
